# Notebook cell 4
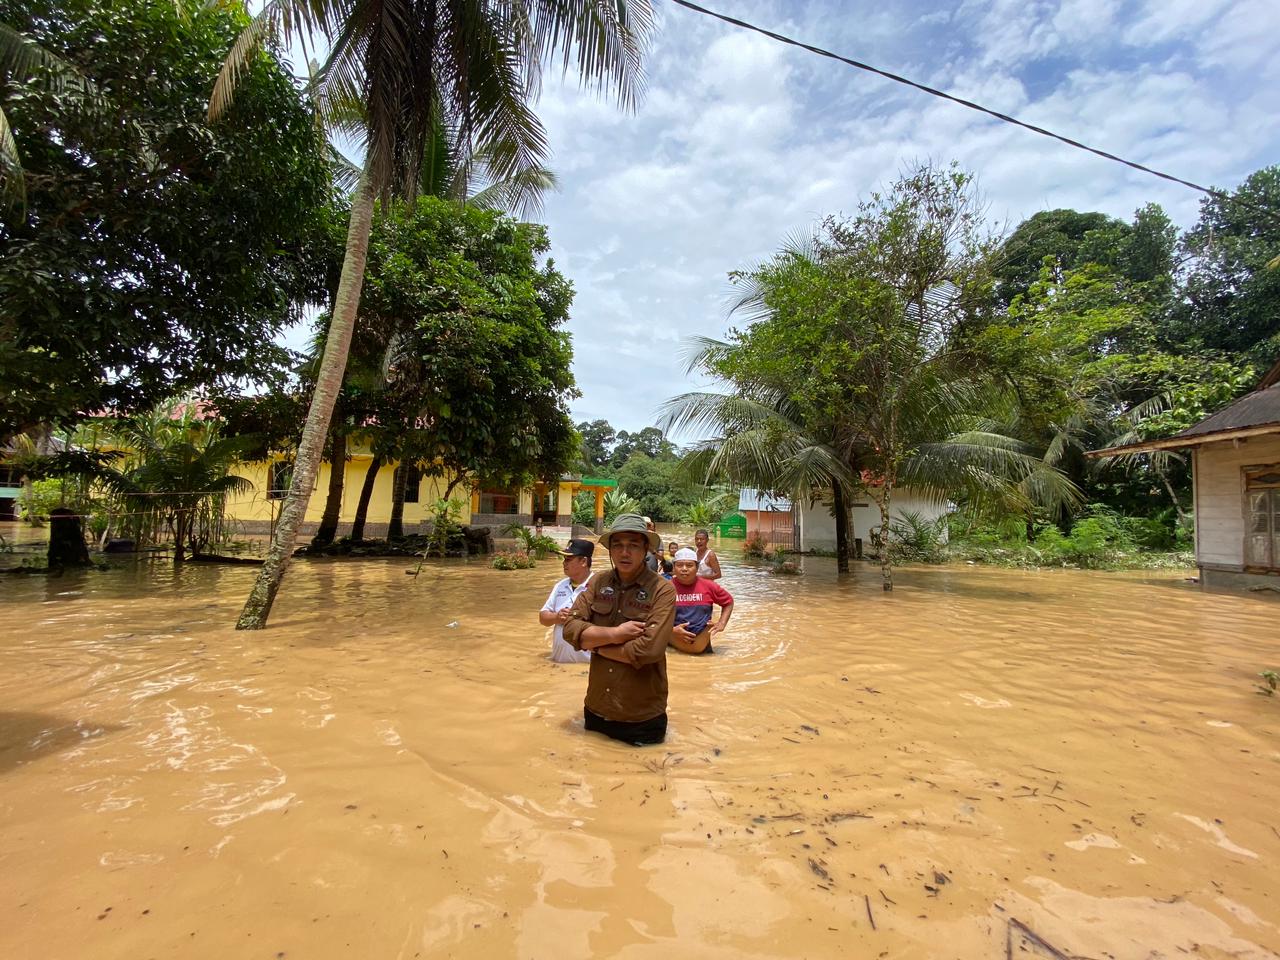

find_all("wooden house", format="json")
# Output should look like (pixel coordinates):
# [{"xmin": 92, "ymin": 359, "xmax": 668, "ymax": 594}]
[{"xmin": 1091, "ymin": 358, "xmax": 1280, "ymax": 589}]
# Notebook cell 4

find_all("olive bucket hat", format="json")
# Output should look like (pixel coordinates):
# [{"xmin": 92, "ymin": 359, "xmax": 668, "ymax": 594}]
[{"xmin": 599, "ymin": 513, "xmax": 661, "ymax": 553}]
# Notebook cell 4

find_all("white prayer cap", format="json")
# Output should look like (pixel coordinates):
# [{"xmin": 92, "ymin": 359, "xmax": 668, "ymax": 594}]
[{"xmin": 673, "ymin": 548, "xmax": 698, "ymax": 563}]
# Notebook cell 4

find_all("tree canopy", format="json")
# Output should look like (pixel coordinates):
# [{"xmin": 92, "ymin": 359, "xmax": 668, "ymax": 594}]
[
  {"xmin": 0, "ymin": 0, "xmax": 333, "ymax": 437},
  {"xmin": 667, "ymin": 164, "xmax": 1081, "ymax": 584},
  {"xmin": 356, "ymin": 196, "xmax": 580, "ymax": 493}
]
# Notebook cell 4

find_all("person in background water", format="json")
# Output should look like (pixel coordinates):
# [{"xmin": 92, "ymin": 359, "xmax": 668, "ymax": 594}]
[
  {"xmin": 563, "ymin": 514, "xmax": 675, "ymax": 745},
  {"xmin": 643, "ymin": 517, "xmax": 661, "ymax": 572},
  {"xmin": 538, "ymin": 539, "xmax": 595, "ymax": 664},
  {"xmin": 694, "ymin": 529, "xmax": 723, "ymax": 581},
  {"xmin": 667, "ymin": 539, "xmax": 680, "ymax": 560},
  {"xmin": 669, "ymin": 548, "xmax": 734, "ymax": 655}
]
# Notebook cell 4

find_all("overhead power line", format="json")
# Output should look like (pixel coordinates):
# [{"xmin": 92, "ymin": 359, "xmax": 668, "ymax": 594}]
[{"xmin": 667, "ymin": 0, "xmax": 1242, "ymax": 208}]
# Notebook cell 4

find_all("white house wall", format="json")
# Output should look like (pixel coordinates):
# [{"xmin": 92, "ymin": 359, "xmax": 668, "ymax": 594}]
[
  {"xmin": 798, "ymin": 492, "xmax": 949, "ymax": 553},
  {"xmin": 1193, "ymin": 433, "xmax": 1280, "ymax": 571}
]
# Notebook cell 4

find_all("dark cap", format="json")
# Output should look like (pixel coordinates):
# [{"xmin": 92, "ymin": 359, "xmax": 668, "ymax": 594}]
[{"xmin": 559, "ymin": 538, "xmax": 596, "ymax": 559}]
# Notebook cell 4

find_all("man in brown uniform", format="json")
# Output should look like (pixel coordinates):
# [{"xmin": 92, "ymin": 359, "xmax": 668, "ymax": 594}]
[{"xmin": 563, "ymin": 513, "xmax": 675, "ymax": 745}]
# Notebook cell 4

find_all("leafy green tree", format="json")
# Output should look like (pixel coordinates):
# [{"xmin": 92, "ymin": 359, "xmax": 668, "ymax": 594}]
[
  {"xmin": 610, "ymin": 426, "xmax": 675, "ymax": 466},
  {"xmin": 992, "ymin": 205, "xmax": 1178, "ymax": 308},
  {"xmin": 1171, "ymin": 166, "xmax": 1280, "ymax": 369},
  {"xmin": 613, "ymin": 452, "xmax": 697, "ymax": 521},
  {"xmin": 0, "ymin": 0, "xmax": 332, "ymax": 437},
  {"xmin": 978, "ymin": 254, "xmax": 1250, "ymax": 526},
  {"xmin": 219, "ymin": 0, "xmax": 652, "ymax": 629},
  {"xmin": 994, "ymin": 209, "xmax": 1124, "ymax": 306},
  {"xmin": 576, "ymin": 419, "xmax": 616, "ymax": 470},
  {"xmin": 358, "ymin": 196, "xmax": 580, "ymax": 528},
  {"xmin": 668, "ymin": 164, "xmax": 1079, "ymax": 589},
  {"xmin": 38, "ymin": 400, "xmax": 256, "ymax": 560}
]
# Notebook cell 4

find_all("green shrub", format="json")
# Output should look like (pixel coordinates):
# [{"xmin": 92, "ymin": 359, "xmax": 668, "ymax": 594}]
[
  {"xmin": 742, "ymin": 530, "xmax": 767, "ymax": 559},
  {"xmin": 491, "ymin": 550, "xmax": 537, "ymax": 570},
  {"xmin": 427, "ymin": 499, "xmax": 465, "ymax": 557},
  {"xmin": 572, "ymin": 490, "xmax": 596, "ymax": 526},
  {"xmin": 767, "ymin": 548, "xmax": 801, "ymax": 575},
  {"xmin": 529, "ymin": 534, "xmax": 561, "ymax": 559},
  {"xmin": 1030, "ymin": 524, "xmax": 1071, "ymax": 565},
  {"xmin": 18, "ymin": 479, "xmax": 66, "ymax": 524},
  {"xmin": 1121, "ymin": 515, "xmax": 1174, "ymax": 550},
  {"xmin": 887, "ymin": 509, "xmax": 947, "ymax": 563}
]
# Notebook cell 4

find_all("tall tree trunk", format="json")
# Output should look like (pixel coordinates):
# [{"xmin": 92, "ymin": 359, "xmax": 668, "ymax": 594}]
[
  {"xmin": 351, "ymin": 455, "xmax": 383, "ymax": 541},
  {"xmin": 312, "ymin": 432, "xmax": 347, "ymax": 547},
  {"xmin": 878, "ymin": 488, "xmax": 893, "ymax": 592},
  {"xmin": 387, "ymin": 460, "xmax": 409, "ymax": 539},
  {"xmin": 833, "ymin": 482, "xmax": 850, "ymax": 575},
  {"xmin": 237, "ymin": 172, "xmax": 374, "ymax": 630},
  {"xmin": 1158, "ymin": 470, "xmax": 1188, "ymax": 525}
]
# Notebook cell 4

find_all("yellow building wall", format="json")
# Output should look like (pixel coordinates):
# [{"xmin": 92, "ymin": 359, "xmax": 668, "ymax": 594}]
[
  {"xmin": 558, "ymin": 481, "xmax": 577, "ymax": 515},
  {"xmin": 223, "ymin": 455, "xmax": 475, "ymax": 528}
]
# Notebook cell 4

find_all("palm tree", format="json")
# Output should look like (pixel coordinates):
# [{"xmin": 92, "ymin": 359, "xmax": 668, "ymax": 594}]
[
  {"xmin": 36, "ymin": 401, "xmax": 256, "ymax": 561},
  {"xmin": 213, "ymin": 0, "xmax": 652, "ymax": 628},
  {"xmin": 665, "ymin": 349, "xmax": 1081, "ymax": 589},
  {"xmin": 603, "ymin": 488, "xmax": 640, "ymax": 524},
  {"xmin": 109, "ymin": 423, "xmax": 255, "ymax": 562},
  {"xmin": 663, "ymin": 381, "xmax": 858, "ymax": 570}
]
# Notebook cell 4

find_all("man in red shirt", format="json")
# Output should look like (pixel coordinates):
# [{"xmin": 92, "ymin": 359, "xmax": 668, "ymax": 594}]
[{"xmin": 669, "ymin": 548, "xmax": 734, "ymax": 655}]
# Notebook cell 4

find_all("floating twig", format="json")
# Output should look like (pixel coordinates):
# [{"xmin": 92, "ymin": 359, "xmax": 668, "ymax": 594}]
[
  {"xmin": 828, "ymin": 812, "xmax": 873, "ymax": 822},
  {"xmin": 1009, "ymin": 918, "xmax": 1072, "ymax": 960},
  {"xmin": 864, "ymin": 894, "xmax": 877, "ymax": 930},
  {"xmin": 705, "ymin": 787, "xmax": 722, "ymax": 809},
  {"xmin": 879, "ymin": 888, "xmax": 895, "ymax": 905},
  {"xmin": 808, "ymin": 858, "xmax": 830, "ymax": 880}
]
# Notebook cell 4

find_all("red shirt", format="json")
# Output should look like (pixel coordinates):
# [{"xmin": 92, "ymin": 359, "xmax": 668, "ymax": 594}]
[{"xmin": 673, "ymin": 577, "xmax": 733, "ymax": 634}]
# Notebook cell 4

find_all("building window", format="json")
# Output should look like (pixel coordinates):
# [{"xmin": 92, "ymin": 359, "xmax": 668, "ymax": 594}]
[
  {"xmin": 479, "ymin": 487, "xmax": 520, "ymax": 515},
  {"xmin": 268, "ymin": 461, "xmax": 292, "ymax": 500},
  {"xmin": 395, "ymin": 463, "xmax": 422, "ymax": 503},
  {"xmin": 1244, "ymin": 465, "xmax": 1280, "ymax": 571}
]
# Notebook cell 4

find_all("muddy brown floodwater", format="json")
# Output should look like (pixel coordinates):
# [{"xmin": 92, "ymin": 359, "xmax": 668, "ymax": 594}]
[{"xmin": 1, "ymin": 545, "xmax": 1278, "ymax": 959}]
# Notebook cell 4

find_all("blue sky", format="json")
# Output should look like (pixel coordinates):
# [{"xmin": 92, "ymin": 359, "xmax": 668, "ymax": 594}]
[
  {"xmin": 525, "ymin": 0, "xmax": 1279, "ymax": 433},
  {"xmin": 278, "ymin": 1, "xmax": 1280, "ymax": 435}
]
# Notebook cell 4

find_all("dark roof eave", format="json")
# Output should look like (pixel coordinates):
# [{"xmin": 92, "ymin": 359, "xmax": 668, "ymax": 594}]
[{"xmin": 1088, "ymin": 421, "xmax": 1280, "ymax": 458}]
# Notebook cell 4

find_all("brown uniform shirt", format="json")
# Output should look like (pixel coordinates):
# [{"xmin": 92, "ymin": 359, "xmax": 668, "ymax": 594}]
[{"xmin": 562, "ymin": 566, "xmax": 675, "ymax": 723}]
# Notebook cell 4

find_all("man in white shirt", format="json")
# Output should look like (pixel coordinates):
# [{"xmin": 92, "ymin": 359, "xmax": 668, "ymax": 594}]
[{"xmin": 539, "ymin": 539, "xmax": 595, "ymax": 663}]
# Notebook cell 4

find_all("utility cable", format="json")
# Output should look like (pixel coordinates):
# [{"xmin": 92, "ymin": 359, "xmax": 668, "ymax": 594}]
[{"xmin": 667, "ymin": 0, "xmax": 1279, "ymax": 224}]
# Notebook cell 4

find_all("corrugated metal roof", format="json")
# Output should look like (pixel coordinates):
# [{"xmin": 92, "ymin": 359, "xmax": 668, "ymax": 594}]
[{"xmin": 738, "ymin": 487, "xmax": 792, "ymax": 512}]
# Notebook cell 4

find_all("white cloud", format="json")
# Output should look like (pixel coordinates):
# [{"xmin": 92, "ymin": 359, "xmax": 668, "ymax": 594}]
[{"xmin": 523, "ymin": 0, "xmax": 1280, "ymax": 433}]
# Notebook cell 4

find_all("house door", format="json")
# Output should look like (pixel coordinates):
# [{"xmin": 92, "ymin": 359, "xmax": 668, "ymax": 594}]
[
  {"xmin": 532, "ymin": 484, "xmax": 558, "ymax": 525},
  {"xmin": 1245, "ymin": 465, "xmax": 1280, "ymax": 571}
]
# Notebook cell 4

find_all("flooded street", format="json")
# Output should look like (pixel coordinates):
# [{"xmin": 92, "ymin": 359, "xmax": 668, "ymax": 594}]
[{"xmin": 1, "ymin": 546, "xmax": 1277, "ymax": 959}]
